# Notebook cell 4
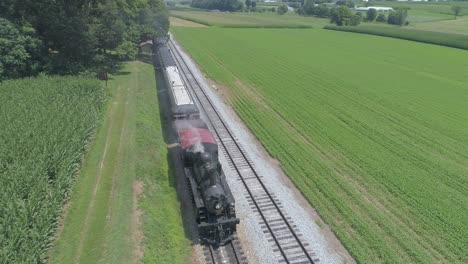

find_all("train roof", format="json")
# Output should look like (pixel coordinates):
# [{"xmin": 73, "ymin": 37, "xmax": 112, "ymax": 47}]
[
  {"xmin": 159, "ymin": 46, "xmax": 176, "ymax": 67},
  {"xmin": 166, "ymin": 66, "xmax": 193, "ymax": 106}
]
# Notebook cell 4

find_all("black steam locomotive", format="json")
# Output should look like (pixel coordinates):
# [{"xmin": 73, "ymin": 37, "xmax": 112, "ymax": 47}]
[{"xmin": 157, "ymin": 39, "xmax": 239, "ymax": 245}]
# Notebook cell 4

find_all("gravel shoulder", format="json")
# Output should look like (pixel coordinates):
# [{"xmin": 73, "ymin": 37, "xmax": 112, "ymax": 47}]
[{"xmin": 170, "ymin": 34, "xmax": 355, "ymax": 264}]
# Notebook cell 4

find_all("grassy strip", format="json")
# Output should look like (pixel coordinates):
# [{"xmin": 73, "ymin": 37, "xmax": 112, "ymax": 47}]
[
  {"xmin": 324, "ymin": 25, "xmax": 468, "ymax": 50},
  {"xmin": 49, "ymin": 61, "xmax": 189, "ymax": 263},
  {"xmin": 0, "ymin": 77, "xmax": 105, "ymax": 263},
  {"xmin": 134, "ymin": 61, "xmax": 191, "ymax": 263}
]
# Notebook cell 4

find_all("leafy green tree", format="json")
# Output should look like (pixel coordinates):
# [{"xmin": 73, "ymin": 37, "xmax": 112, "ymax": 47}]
[
  {"xmin": 366, "ymin": 8, "xmax": 377, "ymax": 22},
  {"xmin": 350, "ymin": 13, "xmax": 362, "ymax": 26},
  {"xmin": 331, "ymin": 6, "xmax": 352, "ymax": 26},
  {"xmin": 277, "ymin": 5, "xmax": 288, "ymax": 15},
  {"xmin": 245, "ymin": 0, "xmax": 252, "ymax": 9},
  {"xmin": 376, "ymin": 13, "xmax": 386, "ymax": 22},
  {"xmin": 0, "ymin": 18, "xmax": 43, "ymax": 80},
  {"xmin": 387, "ymin": 8, "xmax": 408, "ymax": 26},
  {"xmin": 452, "ymin": 6, "xmax": 462, "ymax": 19}
]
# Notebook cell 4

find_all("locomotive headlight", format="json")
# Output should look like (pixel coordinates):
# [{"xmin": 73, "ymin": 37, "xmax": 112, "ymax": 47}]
[{"xmin": 215, "ymin": 202, "xmax": 221, "ymax": 210}]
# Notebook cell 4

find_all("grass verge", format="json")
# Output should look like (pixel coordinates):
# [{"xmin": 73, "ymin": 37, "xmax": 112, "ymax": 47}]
[
  {"xmin": 324, "ymin": 25, "xmax": 468, "ymax": 50},
  {"xmin": 49, "ymin": 61, "xmax": 190, "ymax": 263}
]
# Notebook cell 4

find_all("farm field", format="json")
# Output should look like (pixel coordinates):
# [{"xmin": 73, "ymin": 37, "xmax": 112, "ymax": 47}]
[
  {"xmin": 170, "ymin": 10, "xmax": 329, "ymax": 28},
  {"xmin": 50, "ymin": 61, "xmax": 190, "ymax": 263},
  {"xmin": 409, "ymin": 18, "xmax": 468, "ymax": 35},
  {"xmin": 172, "ymin": 27, "xmax": 468, "ymax": 263},
  {"xmin": 0, "ymin": 77, "xmax": 105, "ymax": 262}
]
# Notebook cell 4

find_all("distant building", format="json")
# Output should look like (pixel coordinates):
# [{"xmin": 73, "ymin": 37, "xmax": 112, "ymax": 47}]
[{"xmin": 355, "ymin": 6, "xmax": 394, "ymax": 11}]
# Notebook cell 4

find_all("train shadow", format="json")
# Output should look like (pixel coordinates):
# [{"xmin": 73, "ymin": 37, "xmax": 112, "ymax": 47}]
[{"xmin": 147, "ymin": 51, "xmax": 201, "ymax": 246}]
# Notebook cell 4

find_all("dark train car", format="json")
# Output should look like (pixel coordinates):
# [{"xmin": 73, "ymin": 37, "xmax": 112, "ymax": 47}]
[
  {"xmin": 158, "ymin": 45, "xmax": 199, "ymax": 119},
  {"xmin": 175, "ymin": 119, "xmax": 239, "ymax": 245}
]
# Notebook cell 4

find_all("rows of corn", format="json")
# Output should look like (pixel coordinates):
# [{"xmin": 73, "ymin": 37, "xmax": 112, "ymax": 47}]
[{"xmin": 0, "ymin": 76, "xmax": 106, "ymax": 263}]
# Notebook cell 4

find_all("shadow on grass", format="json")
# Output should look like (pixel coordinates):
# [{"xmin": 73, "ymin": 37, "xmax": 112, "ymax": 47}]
[{"xmin": 152, "ymin": 54, "xmax": 201, "ymax": 246}]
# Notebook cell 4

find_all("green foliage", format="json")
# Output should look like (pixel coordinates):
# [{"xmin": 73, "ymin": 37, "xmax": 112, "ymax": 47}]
[
  {"xmin": 387, "ymin": 8, "xmax": 408, "ymax": 26},
  {"xmin": 0, "ymin": 18, "xmax": 44, "ymax": 81},
  {"xmin": 172, "ymin": 27, "xmax": 468, "ymax": 264},
  {"xmin": 451, "ymin": 5, "xmax": 462, "ymax": 19},
  {"xmin": 336, "ymin": 0, "xmax": 355, "ymax": 8},
  {"xmin": 277, "ymin": 5, "xmax": 288, "ymax": 15},
  {"xmin": 191, "ymin": 0, "xmax": 243, "ymax": 11},
  {"xmin": 299, "ymin": 0, "xmax": 331, "ymax": 18},
  {"xmin": 366, "ymin": 8, "xmax": 377, "ymax": 22},
  {"xmin": 0, "ymin": 76, "xmax": 106, "ymax": 263},
  {"xmin": 116, "ymin": 40, "xmax": 138, "ymax": 60},
  {"xmin": 349, "ymin": 13, "xmax": 362, "ymax": 26},
  {"xmin": 376, "ymin": 13, "xmax": 386, "ymax": 22},
  {"xmin": 0, "ymin": 0, "xmax": 169, "ymax": 78},
  {"xmin": 324, "ymin": 25, "xmax": 468, "ymax": 50},
  {"xmin": 330, "ymin": 6, "xmax": 352, "ymax": 26},
  {"xmin": 245, "ymin": 0, "xmax": 252, "ymax": 9}
]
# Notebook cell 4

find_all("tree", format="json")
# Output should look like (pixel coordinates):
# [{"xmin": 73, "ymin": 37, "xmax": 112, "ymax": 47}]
[
  {"xmin": 387, "ymin": 8, "xmax": 408, "ymax": 26},
  {"xmin": 376, "ymin": 13, "xmax": 386, "ymax": 22},
  {"xmin": 245, "ymin": 0, "xmax": 252, "ymax": 9},
  {"xmin": 277, "ymin": 4, "xmax": 288, "ymax": 15},
  {"xmin": 452, "ymin": 6, "xmax": 462, "ymax": 19},
  {"xmin": 252, "ymin": 1, "xmax": 256, "ymax": 8},
  {"xmin": 0, "ymin": 18, "xmax": 43, "ymax": 81},
  {"xmin": 330, "ymin": 5, "xmax": 352, "ymax": 26},
  {"xmin": 336, "ymin": 0, "xmax": 355, "ymax": 8},
  {"xmin": 349, "ymin": 14, "xmax": 362, "ymax": 26},
  {"xmin": 366, "ymin": 8, "xmax": 377, "ymax": 22}
]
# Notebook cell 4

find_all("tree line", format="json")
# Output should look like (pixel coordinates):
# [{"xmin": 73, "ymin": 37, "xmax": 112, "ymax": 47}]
[
  {"xmin": 0, "ymin": 0, "xmax": 169, "ymax": 81},
  {"xmin": 296, "ymin": 1, "xmax": 411, "ymax": 26},
  {"xmin": 191, "ymin": 0, "xmax": 243, "ymax": 11}
]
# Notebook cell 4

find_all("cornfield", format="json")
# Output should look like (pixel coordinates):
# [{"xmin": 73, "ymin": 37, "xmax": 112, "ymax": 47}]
[{"xmin": 0, "ymin": 76, "xmax": 106, "ymax": 263}]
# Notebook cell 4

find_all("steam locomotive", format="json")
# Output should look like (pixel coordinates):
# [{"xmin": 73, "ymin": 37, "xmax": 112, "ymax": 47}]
[{"xmin": 157, "ymin": 39, "xmax": 239, "ymax": 245}]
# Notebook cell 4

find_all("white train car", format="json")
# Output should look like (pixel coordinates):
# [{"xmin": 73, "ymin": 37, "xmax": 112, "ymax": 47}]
[{"xmin": 158, "ymin": 44, "xmax": 200, "ymax": 119}]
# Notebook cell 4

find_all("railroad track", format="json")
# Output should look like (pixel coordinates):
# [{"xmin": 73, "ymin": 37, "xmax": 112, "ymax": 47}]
[
  {"xmin": 168, "ymin": 38, "xmax": 319, "ymax": 264},
  {"xmin": 203, "ymin": 238, "xmax": 245, "ymax": 264}
]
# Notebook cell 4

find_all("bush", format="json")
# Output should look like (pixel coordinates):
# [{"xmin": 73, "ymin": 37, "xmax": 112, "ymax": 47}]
[
  {"xmin": 376, "ymin": 13, "xmax": 386, "ymax": 22},
  {"xmin": 350, "ymin": 14, "xmax": 362, "ymax": 26},
  {"xmin": 277, "ymin": 5, "xmax": 288, "ymax": 15}
]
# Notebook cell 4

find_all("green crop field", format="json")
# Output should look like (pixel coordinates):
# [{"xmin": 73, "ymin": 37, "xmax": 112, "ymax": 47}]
[
  {"xmin": 172, "ymin": 27, "xmax": 468, "ymax": 263},
  {"xmin": 170, "ymin": 10, "xmax": 329, "ymax": 28},
  {"xmin": 324, "ymin": 25, "xmax": 468, "ymax": 50},
  {"xmin": 0, "ymin": 77, "xmax": 106, "ymax": 262},
  {"xmin": 410, "ymin": 18, "xmax": 468, "ymax": 35}
]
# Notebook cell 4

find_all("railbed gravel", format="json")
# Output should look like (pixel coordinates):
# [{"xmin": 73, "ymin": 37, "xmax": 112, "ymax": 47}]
[{"xmin": 170, "ymin": 34, "xmax": 355, "ymax": 264}]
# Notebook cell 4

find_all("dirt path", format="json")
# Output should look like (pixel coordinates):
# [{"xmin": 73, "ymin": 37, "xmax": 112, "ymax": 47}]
[{"xmin": 73, "ymin": 85, "xmax": 124, "ymax": 264}]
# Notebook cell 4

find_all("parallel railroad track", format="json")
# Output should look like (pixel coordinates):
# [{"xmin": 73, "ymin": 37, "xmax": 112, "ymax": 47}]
[
  {"xmin": 203, "ymin": 238, "xmax": 245, "ymax": 264},
  {"xmin": 168, "ymin": 38, "xmax": 319, "ymax": 264}
]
